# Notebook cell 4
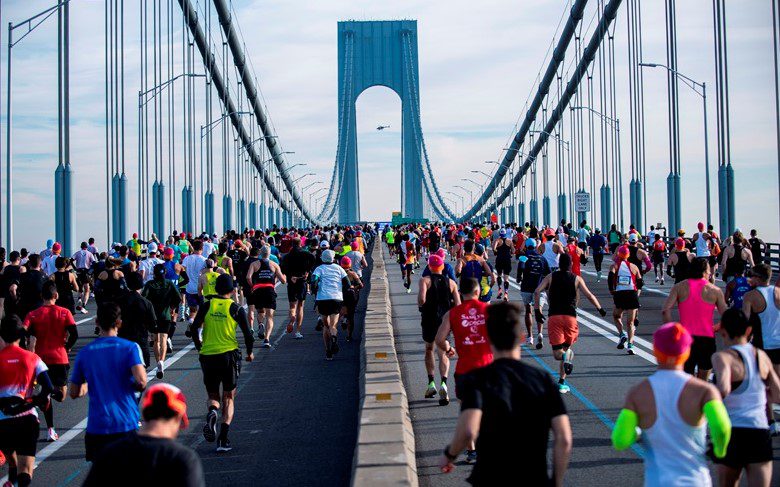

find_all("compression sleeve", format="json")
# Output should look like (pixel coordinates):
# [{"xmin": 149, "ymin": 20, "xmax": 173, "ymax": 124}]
[
  {"xmin": 643, "ymin": 256, "xmax": 652, "ymax": 274},
  {"xmin": 611, "ymin": 408, "xmax": 639, "ymax": 451},
  {"xmin": 703, "ymin": 400, "xmax": 731, "ymax": 459}
]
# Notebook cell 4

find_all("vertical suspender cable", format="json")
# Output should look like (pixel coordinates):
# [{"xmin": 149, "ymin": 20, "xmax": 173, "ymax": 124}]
[{"xmin": 773, "ymin": 0, "xmax": 780, "ymax": 232}]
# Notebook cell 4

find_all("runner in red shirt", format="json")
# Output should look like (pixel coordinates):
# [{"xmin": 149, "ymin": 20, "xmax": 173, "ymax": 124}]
[
  {"xmin": 24, "ymin": 281, "xmax": 78, "ymax": 442},
  {"xmin": 435, "ymin": 277, "xmax": 493, "ymax": 464},
  {"xmin": 0, "ymin": 315, "xmax": 56, "ymax": 487},
  {"xmin": 566, "ymin": 237, "xmax": 583, "ymax": 276}
]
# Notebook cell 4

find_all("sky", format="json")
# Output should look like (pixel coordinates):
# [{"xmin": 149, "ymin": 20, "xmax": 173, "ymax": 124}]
[{"xmin": 2, "ymin": 0, "xmax": 779, "ymax": 252}]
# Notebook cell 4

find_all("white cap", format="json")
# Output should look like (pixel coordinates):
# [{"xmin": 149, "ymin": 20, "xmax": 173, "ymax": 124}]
[
  {"xmin": 148, "ymin": 242, "xmax": 158, "ymax": 254},
  {"xmin": 321, "ymin": 249, "xmax": 335, "ymax": 263}
]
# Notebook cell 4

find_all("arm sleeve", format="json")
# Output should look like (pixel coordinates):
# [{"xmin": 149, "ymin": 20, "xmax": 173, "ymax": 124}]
[
  {"xmin": 65, "ymin": 325, "xmax": 78, "ymax": 351},
  {"xmin": 703, "ymin": 400, "xmax": 731, "ymax": 459},
  {"xmin": 230, "ymin": 303, "xmax": 254, "ymax": 353},
  {"xmin": 611, "ymin": 409, "xmax": 639, "ymax": 451}
]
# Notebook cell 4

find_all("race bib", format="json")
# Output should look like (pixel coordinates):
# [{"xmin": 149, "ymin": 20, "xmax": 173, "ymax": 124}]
[{"xmin": 617, "ymin": 275, "xmax": 632, "ymax": 286}]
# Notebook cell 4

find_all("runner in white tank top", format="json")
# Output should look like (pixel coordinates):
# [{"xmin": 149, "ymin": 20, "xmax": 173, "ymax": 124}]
[{"xmin": 541, "ymin": 237, "xmax": 561, "ymax": 270}]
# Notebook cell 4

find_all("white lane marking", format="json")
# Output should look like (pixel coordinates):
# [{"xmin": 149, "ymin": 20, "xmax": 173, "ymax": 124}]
[
  {"xmin": 0, "ymin": 342, "xmax": 196, "ymax": 482},
  {"xmin": 577, "ymin": 308, "xmax": 654, "ymax": 351},
  {"xmin": 577, "ymin": 316, "xmax": 656, "ymax": 364},
  {"xmin": 75, "ymin": 316, "xmax": 92, "ymax": 325},
  {"xmin": 580, "ymin": 269, "xmax": 669, "ymax": 296}
]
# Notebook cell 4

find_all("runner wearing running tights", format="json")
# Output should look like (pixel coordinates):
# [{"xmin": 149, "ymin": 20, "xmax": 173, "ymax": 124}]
[
  {"xmin": 667, "ymin": 237, "xmax": 694, "ymax": 284},
  {"xmin": 434, "ymin": 277, "xmax": 491, "ymax": 464},
  {"xmin": 711, "ymin": 308, "xmax": 780, "ymax": 487},
  {"xmin": 608, "ymin": 245, "xmax": 642, "ymax": 355},
  {"xmin": 741, "ymin": 264, "xmax": 780, "ymax": 436},
  {"xmin": 534, "ymin": 254, "xmax": 606, "ymax": 394},
  {"xmin": 587, "ymin": 228, "xmax": 608, "ymax": 282},
  {"xmin": 662, "ymin": 258, "xmax": 727, "ymax": 379},
  {"xmin": 281, "ymin": 238, "xmax": 315, "ymax": 339},
  {"xmin": 492, "ymin": 230, "xmax": 514, "ymax": 301},
  {"xmin": 625, "ymin": 233, "xmax": 652, "ymax": 327},
  {"xmin": 418, "ymin": 255, "xmax": 460, "ymax": 406},
  {"xmin": 612, "ymin": 322, "xmax": 731, "ymax": 487}
]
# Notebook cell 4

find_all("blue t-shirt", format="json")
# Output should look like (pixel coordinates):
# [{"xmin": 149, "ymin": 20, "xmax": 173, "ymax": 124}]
[
  {"xmin": 70, "ymin": 336, "xmax": 144, "ymax": 435},
  {"xmin": 422, "ymin": 263, "xmax": 457, "ymax": 281},
  {"xmin": 588, "ymin": 234, "xmax": 608, "ymax": 255}
]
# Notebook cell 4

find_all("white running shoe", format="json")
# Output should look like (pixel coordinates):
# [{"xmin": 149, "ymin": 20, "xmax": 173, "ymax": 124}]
[
  {"xmin": 294, "ymin": 332, "xmax": 304, "ymax": 339},
  {"xmin": 536, "ymin": 333, "xmax": 544, "ymax": 350},
  {"xmin": 47, "ymin": 427, "xmax": 59, "ymax": 442},
  {"xmin": 526, "ymin": 336, "xmax": 534, "ymax": 347},
  {"xmin": 770, "ymin": 422, "xmax": 780, "ymax": 437}
]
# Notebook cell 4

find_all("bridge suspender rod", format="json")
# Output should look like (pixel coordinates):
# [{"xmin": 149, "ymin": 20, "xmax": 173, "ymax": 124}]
[
  {"xmin": 483, "ymin": 0, "xmax": 624, "ymax": 216},
  {"xmin": 176, "ymin": 0, "xmax": 294, "ymax": 218}
]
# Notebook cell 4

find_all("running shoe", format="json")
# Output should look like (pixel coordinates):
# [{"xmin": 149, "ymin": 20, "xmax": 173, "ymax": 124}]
[
  {"xmin": 406, "ymin": 287, "xmax": 411, "ymax": 294},
  {"xmin": 558, "ymin": 382, "xmax": 571, "ymax": 394},
  {"xmin": 770, "ymin": 422, "xmax": 780, "ymax": 437},
  {"xmin": 655, "ymin": 277, "xmax": 659, "ymax": 283},
  {"xmin": 216, "ymin": 439, "xmax": 232, "ymax": 452},
  {"xmin": 465, "ymin": 450, "xmax": 477, "ymax": 464},
  {"xmin": 156, "ymin": 362, "xmax": 164, "ymax": 380},
  {"xmin": 503, "ymin": 293, "xmax": 509, "ymax": 302},
  {"xmin": 525, "ymin": 336, "xmax": 534, "ymax": 347},
  {"xmin": 203, "ymin": 409, "xmax": 218, "ymax": 442},
  {"xmin": 536, "ymin": 333, "xmax": 543, "ymax": 350},
  {"xmin": 294, "ymin": 332, "xmax": 304, "ymax": 339},
  {"xmin": 316, "ymin": 317, "xmax": 324, "ymax": 332},
  {"xmin": 497, "ymin": 289, "xmax": 504, "ymax": 300},
  {"xmin": 438, "ymin": 382, "xmax": 450, "ymax": 406},
  {"xmin": 331, "ymin": 336, "xmax": 340, "ymax": 355},
  {"xmin": 325, "ymin": 348, "xmax": 333, "ymax": 361},
  {"xmin": 286, "ymin": 322, "xmax": 294, "ymax": 334},
  {"xmin": 47, "ymin": 427, "xmax": 59, "ymax": 442},
  {"xmin": 78, "ymin": 306, "xmax": 88, "ymax": 315},
  {"xmin": 424, "ymin": 381, "xmax": 437, "ymax": 398},
  {"xmin": 617, "ymin": 333, "xmax": 628, "ymax": 350},
  {"xmin": 660, "ymin": 278, "xmax": 665, "ymax": 285},
  {"xmin": 261, "ymin": 339, "xmax": 271, "ymax": 348},
  {"xmin": 627, "ymin": 343, "xmax": 635, "ymax": 355},
  {"xmin": 167, "ymin": 338, "xmax": 173, "ymax": 354},
  {"xmin": 563, "ymin": 350, "xmax": 574, "ymax": 375}
]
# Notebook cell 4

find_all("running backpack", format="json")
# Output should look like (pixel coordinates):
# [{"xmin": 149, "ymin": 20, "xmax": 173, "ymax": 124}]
[{"xmin": 461, "ymin": 256, "xmax": 483, "ymax": 282}]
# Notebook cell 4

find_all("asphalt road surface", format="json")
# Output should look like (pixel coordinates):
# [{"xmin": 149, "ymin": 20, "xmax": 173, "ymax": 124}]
[
  {"xmin": 2, "ymin": 251, "xmax": 373, "ymax": 487},
  {"xmin": 384, "ymin": 244, "xmax": 780, "ymax": 486}
]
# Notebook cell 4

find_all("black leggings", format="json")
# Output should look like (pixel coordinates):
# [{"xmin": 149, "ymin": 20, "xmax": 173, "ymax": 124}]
[{"xmin": 593, "ymin": 253, "xmax": 605, "ymax": 272}]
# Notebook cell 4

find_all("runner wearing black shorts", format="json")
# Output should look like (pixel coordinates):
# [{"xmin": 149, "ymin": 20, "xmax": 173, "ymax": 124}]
[
  {"xmin": 281, "ymin": 238, "xmax": 315, "ymax": 339},
  {"xmin": 246, "ymin": 247, "xmax": 286, "ymax": 348}
]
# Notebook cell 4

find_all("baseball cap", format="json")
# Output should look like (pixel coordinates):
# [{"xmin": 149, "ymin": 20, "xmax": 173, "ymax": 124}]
[
  {"xmin": 525, "ymin": 238, "xmax": 537, "ymax": 248},
  {"xmin": 321, "ymin": 249, "xmax": 335, "ymax": 263},
  {"xmin": 319, "ymin": 240, "xmax": 330, "ymax": 249},
  {"xmin": 141, "ymin": 383, "xmax": 189, "ymax": 428},
  {"xmin": 428, "ymin": 254, "xmax": 444, "ymax": 271},
  {"xmin": 674, "ymin": 237, "xmax": 686, "ymax": 249},
  {"xmin": 148, "ymin": 243, "xmax": 158, "ymax": 254},
  {"xmin": 215, "ymin": 274, "xmax": 234, "ymax": 295},
  {"xmin": 340, "ymin": 256, "xmax": 352, "ymax": 269},
  {"xmin": 653, "ymin": 322, "xmax": 693, "ymax": 366},
  {"xmin": 627, "ymin": 233, "xmax": 638, "ymax": 243},
  {"xmin": 351, "ymin": 242, "xmax": 359, "ymax": 251}
]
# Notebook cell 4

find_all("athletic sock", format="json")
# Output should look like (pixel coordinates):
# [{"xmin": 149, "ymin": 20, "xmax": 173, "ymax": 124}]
[
  {"xmin": 427, "ymin": 374, "xmax": 434, "ymax": 383},
  {"xmin": 440, "ymin": 377, "xmax": 447, "ymax": 385},
  {"xmin": 558, "ymin": 378, "xmax": 565, "ymax": 385},
  {"xmin": 219, "ymin": 423, "xmax": 230, "ymax": 441},
  {"xmin": 18, "ymin": 473, "xmax": 31, "ymax": 487},
  {"xmin": 208, "ymin": 404, "xmax": 219, "ymax": 413}
]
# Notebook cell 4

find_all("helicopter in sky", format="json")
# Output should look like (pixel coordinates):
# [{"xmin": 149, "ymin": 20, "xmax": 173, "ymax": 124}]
[{"xmin": 376, "ymin": 124, "xmax": 391, "ymax": 131}]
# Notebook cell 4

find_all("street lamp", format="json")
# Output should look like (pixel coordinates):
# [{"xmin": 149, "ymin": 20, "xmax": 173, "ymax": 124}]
[
  {"xmin": 446, "ymin": 191, "xmax": 465, "ymax": 213},
  {"xmin": 442, "ymin": 194, "xmax": 461, "ymax": 215},
  {"xmin": 454, "ymin": 185, "xmax": 474, "ymax": 208},
  {"xmin": 302, "ymin": 180, "xmax": 323, "ymax": 192},
  {"xmin": 293, "ymin": 173, "xmax": 315, "ymax": 184},
  {"xmin": 640, "ymin": 62, "xmax": 711, "ymax": 226}
]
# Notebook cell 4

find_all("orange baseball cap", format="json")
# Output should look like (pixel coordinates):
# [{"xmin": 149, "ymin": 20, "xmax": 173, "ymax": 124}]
[{"xmin": 141, "ymin": 383, "xmax": 189, "ymax": 428}]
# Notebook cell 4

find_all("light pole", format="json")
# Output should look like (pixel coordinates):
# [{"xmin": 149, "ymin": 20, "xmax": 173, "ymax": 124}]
[
  {"xmin": 640, "ymin": 62, "xmax": 711, "ymax": 226},
  {"xmin": 443, "ymin": 195, "xmax": 461, "ymax": 215},
  {"xmin": 446, "ymin": 191, "xmax": 464, "ymax": 214},
  {"xmin": 302, "ymin": 180, "xmax": 323, "ymax": 192},
  {"xmin": 454, "ymin": 185, "xmax": 473, "ymax": 208}
]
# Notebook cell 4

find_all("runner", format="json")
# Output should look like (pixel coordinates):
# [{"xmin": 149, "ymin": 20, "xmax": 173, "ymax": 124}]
[
  {"xmin": 612, "ymin": 322, "xmax": 731, "ymax": 486},
  {"xmin": 439, "ymin": 301, "xmax": 571, "ymax": 485},
  {"xmin": 15, "ymin": 254, "xmax": 48, "ymax": 321},
  {"xmin": 41, "ymin": 242, "xmax": 62, "ymax": 277},
  {"xmin": 565, "ymin": 236, "xmax": 584, "ymax": 277},
  {"xmin": 711, "ymin": 308, "xmax": 780, "ymax": 487},
  {"xmin": 280, "ymin": 237, "xmax": 315, "ymax": 339},
  {"xmin": 748, "ymin": 229, "xmax": 767, "ymax": 266},
  {"xmin": 0, "ymin": 251, "xmax": 24, "ymax": 320},
  {"xmin": 345, "ymin": 241, "xmax": 367, "ymax": 279},
  {"xmin": 51, "ymin": 257, "xmax": 78, "ymax": 315},
  {"xmin": 666, "ymin": 237, "xmax": 694, "ymax": 284},
  {"xmin": 587, "ymin": 228, "xmax": 608, "ymax": 282},
  {"xmin": 720, "ymin": 230, "xmax": 755, "ymax": 283},
  {"xmin": 651, "ymin": 233, "xmax": 667, "ymax": 285},
  {"xmin": 434, "ymin": 277, "xmax": 491, "ymax": 463},
  {"xmin": 491, "ymin": 229, "xmax": 514, "ymax": 301},
  {"xmin": 0, "ymin": 315, "xmax": 57, "ymax": 487},
  {"xmin": 143, "ymin": 264, "xmax": 182, "ymax": 379},
  {"xmin": 198, "ymin": 259, "xmax": 224, "ymax": 302},
  {"xmin": 138, "ymin": 243, "xmax": 163, "ymax": 285},
  {"xmin": 181, "ymin": 240, "xmax": 207, "ymax": 325},
  {"xmin": 72, "ymin": 242, "xmax": 96, "ymax": 314},
  {"xmin": 418, "ymin": 254, "xmax": 460, "ymax": 405},
  {"xmin": 339, "ymin": 256, "xmax": 364, "ymax": 343},
  {"xmin": 517, "ymin": 238, "xmax": 551, "ymax": 349},
  {"xmin": 724, "ymin": 265, "xmax": 752, "ymax": 310},
  {"xmin": 310, "ymin": 249, "xmax": 350, "ymax": 360},
  {"xmin": 662, "ymin": 258, "xmax": 727, "ymax": 378},
  {"xmin": 246, "ymin": 246, "xmax": 286, "ymax": 348},
  {"xmin": 69, "ymin": 303, "xmax": 148, "ymax": 461},
  {"xmin": 539, "ymin": 233, "xmax": 564, "ymax": 272},
  {"xmin": 84, "ymin": 383, "xmax": 204, "ymax": 486},
  {"xmin": 608, "ymin": 245, "xmax": 642, "ymax": 355},
  {"xmin": 455, "ymin": 240, "xmax": 494, "ymax": 292},
  {"xmin": 191, "ymin": 274, "xmax": 254, "ymax": 452},
  {"xmin": 385, "ymin": 227, "xmax": 396, "ymax": 257},
  {"xmin": 117, "ymin": 273, "xmax": 158, "ymax": 368},
  {"xmin": 23, "ymin": 281, "xmax": 78, "ymax": 442},
  {"xmin": 607, "ymin": 224, "xmax": 622, "ymax": 254},
  {"xmin": 399, "ymin": 234, "xmax": 416, "ymax": 294},
  {"xmin": 534, "ymin": 254, "xmax": 607, "ymax": 393}
]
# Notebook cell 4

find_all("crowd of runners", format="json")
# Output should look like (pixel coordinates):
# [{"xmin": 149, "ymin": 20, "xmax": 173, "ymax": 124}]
[
  {"xmin": 0, "ymin": 225, "xmax": 375, "ymax": 486},
  {"xmin": 383, "ymin": 219, "xmax": 779, "ymax": 486}
]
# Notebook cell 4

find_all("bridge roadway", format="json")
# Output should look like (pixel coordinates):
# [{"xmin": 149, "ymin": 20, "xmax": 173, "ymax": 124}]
[
  {"xmin": 5, "ymin": 251, "xmax": 375, "ymax": 487},
  {"xmin": 384, "ymin": 246, "xmax": 780, "ymax": 486}
]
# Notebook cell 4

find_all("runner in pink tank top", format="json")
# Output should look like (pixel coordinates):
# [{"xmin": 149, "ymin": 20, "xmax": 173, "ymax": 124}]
[{"xmin": 679, "ymin": 279, "xmax": 717, "ymax": 338}]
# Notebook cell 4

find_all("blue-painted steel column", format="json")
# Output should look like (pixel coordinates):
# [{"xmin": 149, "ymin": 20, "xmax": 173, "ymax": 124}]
[
  {"xmin": 222, "ymin": 195, "xmax": 232, "ymax": 233},
  {"xmin": 529, "ymin": 199, "xmax": 538, "ymax": 226},
  {"xmin": 249, "ymin": 201, "xmax": 256, "ymax": 229},
  {"xmin": 518, "ymin": 202, "xmax": 526, "ymax": 225},
  {"xmin": 557, "ymin": 193, "xmax": 567, "ymax": 224},
  {"xmin": 259, "ymin": 202, "xmax": 266, "ymax": 229},
  {"xmin": 204, "ymin": 191, "xmax": 214, "ymax": 235},
  {"xmin": 600, "ymin": 185, "xmax": 612, "ymax": 231},
  {"xmin": 542, "ymin": 196, "xmax": 551, "ymax": 227}
]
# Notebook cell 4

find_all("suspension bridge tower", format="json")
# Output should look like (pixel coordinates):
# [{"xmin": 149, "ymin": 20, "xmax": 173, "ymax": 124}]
[{"xmin": 335, "ymin": 20, "xmax": 425, "ymax": 223}]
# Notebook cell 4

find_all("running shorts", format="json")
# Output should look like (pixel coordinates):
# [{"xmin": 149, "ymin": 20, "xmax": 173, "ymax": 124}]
[
  {"xmin": 613, "ymin": 290, "xmax": 640, "ymax": 310},
  {"xmin": 85, "ymin": 431, "xmax": 133, "ymax": 462},
  {"xmin": 287, "ymin": 279, "xmax": 308, "ymax": 303},
  {"xmin": 152, "ymin": 319, "xmax": 175, "ymax": 335},
  {"xmin": 343, "ymin": 289, "xmax": 359, "ymax": 311},
  {"xmin": 578, "ymin": 242, "xmax": 588, "ymax": 252},
  {"xmin": 520, "ymin": 291, "xmax": 546, "ymax": 308},
  {"xmin": 454, "ymin": 372, "xmax": 466, "ymax": 401},
  {"xmin": 185, "ymin": 292, "xmax": 203, "ymax": 309},
  {"xmin": 420, "ymin": 316, "xmax": 443, "ymax": 344},
  {"xmin": 494, "ymin": 258, "xmax": 512, "ymax": 275},
  {"xmin": 46, "ymin": 363, "xmax": 70, "ymax": 388},
  {"xmin": 652, "ymin": 251, "xmax": 664, "ymax": 264},
  {"xmin": 251, "ymin": 287, "xmax": 277, "ymax": 310},
  {"xmin": 684, "ymin": 336, "xmax": 716, "ymax": 373},
  {"xmin": 316, "ymin": 299, "xmax": 342, "ymax": 316},
  {"xmin": 76, "ymin": 268, "xmax": 91, "ymax": 286},
  {"xmin": 548, "ymin": 315, "xmax": 578, "ymax": 349},
  {"xmin": 0, "ymin": 415, "xmax": 39, "ymax": 457},
  {"xmin": 400, "ymin": 263, "xmax": 413, "ymax": 272},
  {"xmin": 712, "ymin": 427, "xmax": 772, "ymax": 468},
  {"xmin": 199, "ymin": 350, "xmax": 241, "ymax": 394}
]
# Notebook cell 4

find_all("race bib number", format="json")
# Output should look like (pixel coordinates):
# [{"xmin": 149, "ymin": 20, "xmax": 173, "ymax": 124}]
[{"xmin": 618, "ymin": 275, "xmax": 632, "ymax": 287}]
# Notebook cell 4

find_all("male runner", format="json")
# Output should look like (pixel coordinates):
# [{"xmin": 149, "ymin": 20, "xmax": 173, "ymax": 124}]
[
  {"xmin": 246, "ymin": 246, "xmax": 286, "ymax": 348},
  {"xmin": 517, "ymin": 238, "xmax": 550, "ymax": 349},
  {"xmin": 651, "ymin": 233, "xmax": 667, "ymax": 284},
  {"xmin": 662, "ymin": 258, "xmax": 727, "ymax": 378},
  {"xmin": 72, "ymin": 241, "xmax": 96, "ymax": 313},
  {"xmin": 667, "ymin": 237, "xmax": 694, "ymax": 284},
  {"xmin": 711, "ymin": 308, "xmax": 780, "ymax": 487},
  {"xmin": 143, "ymin": 264, "xmax": 182, "ymax": 379},
  {"xmin": 69, "ymin": 303, "xmax": 147, "ymax": 461},
  {"xmin": 281, "ymin": 237, "xmax": 315, "ymax": 339},
  {"xmin": 24, "ymin": 282, "xmax": 78, "ymax": 441},
  {"xmin": 608, "ymin": 246, "xmax": 642, "ymax": 355},
  {"xmin": 0, "ymin": 316, "xmax": 56, "ymax": 487},
  {"xmin": 439, "ymin": 301, "xmax": 571, "ymax": 485},
  {"xmin": 492, "ymin": 230, "xmax": 514, "ymax": 301},
  {"xmin": 539, "ymin": 233, "xmax": 564, "ymax": 272},
  {"xmin": 434, "ymin": 277, "xmax": 491, "ymax": 463},
  {"xmin": 191, "ymin": 274, "xmax": 254, "ymax": 452},
  {"xmin": 587, "ymin": 228, "xmax": 608, "ymax": 282},
  {"xmin": 534, "ymin": 254, "xmax": 606, "ymax": 393},
  {"xmin": 181, "ymin": 241, "xmax": 207, "ymax": 324},
  {"xmin": 418, "ymin": 255, "xmax": 460, "ymax": 405},
  {"xmin": 748, "ymin": 229, "xmax": 766, "ymax": 266},
  {"xmin": 612, "ymin": 322, "xmax": 731, "ymax": 486},
  {"xmin": 311, "ymin": 250, "xmax": 350, "ymax": 360}
]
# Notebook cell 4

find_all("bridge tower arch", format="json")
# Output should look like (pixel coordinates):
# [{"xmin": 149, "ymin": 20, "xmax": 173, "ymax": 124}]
[{"xmin": 336, "ymin": 20, "xmax": 424, "ymax": 223}]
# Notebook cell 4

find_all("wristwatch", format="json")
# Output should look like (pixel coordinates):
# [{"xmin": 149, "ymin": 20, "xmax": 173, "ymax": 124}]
[{"xmin": 443, "ymin": 445, "xmax": 457, "ymax": 461}]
